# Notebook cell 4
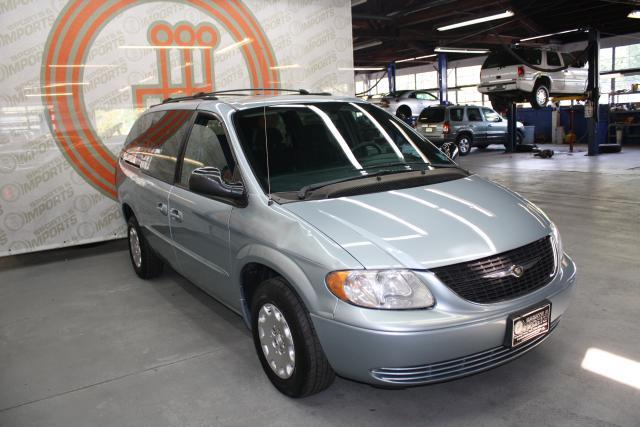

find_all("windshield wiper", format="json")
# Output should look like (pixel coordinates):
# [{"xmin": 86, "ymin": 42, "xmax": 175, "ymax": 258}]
[
  {"xmin": 297, "ymin": 169, "xmax": 418, "ymax": 200},
  {"xmin": 365, "ymin": 161, "xmax": 459, "ymax": 170}
]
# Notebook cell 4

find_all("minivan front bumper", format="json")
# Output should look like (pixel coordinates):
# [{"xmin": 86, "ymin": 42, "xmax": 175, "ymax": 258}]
[{"xmin": 311, "ymin": 254, "xmax": 576, "ymax": 386}]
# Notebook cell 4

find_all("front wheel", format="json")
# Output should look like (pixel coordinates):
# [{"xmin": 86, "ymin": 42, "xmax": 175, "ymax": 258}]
[
  {"xmin": 456, "ymin": 134, "xmax": 472, "ymax": 156},
  {"xmin": 251, "ymin": 277, "xmax": 335, "ymax": 397}
]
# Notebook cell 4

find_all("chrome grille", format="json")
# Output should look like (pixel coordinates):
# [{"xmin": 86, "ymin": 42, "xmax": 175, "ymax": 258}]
[
  {"xmin": 431, "ymin": 236, "xmax": 555, "ymax": 304},
  {"xmin": 371, "ymin": 318, "xmax": 559, "ymax": 385}
]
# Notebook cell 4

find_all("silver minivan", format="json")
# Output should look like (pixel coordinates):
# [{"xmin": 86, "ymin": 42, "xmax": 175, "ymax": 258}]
[{"xmin": 116, "ymin": 91, "xmax": 576, "ymax": 397}]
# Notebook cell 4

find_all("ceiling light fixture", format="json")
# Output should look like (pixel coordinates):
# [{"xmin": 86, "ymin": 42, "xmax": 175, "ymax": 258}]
[
  {"xmin": 396, "ymin": 54, "xmax": 437, "ymax": 63},
  {"xmin": 353, "ymin": 40, "xmax": 382, "ymax": 51},
  {"xmin": 338, "ymin": 67, "xmax": 385, "ymax": 71},
  {"xmin": 628, "ymin": 10, "xmax": 640, "ymax": 19},
  {"xmin": 437, "ymin": 10, "xmax": 514, "ymax": 31},
  {"xmin": 519, "ymin": 28, "xmax": 580, "ymax": 42},
  {"xmin": 434, "ymin": 47, "xmax": 489, "ymax": 54}
]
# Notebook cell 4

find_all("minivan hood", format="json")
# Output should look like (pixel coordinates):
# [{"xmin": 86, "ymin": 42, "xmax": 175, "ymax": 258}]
[{"xmin": 283, "ymin": 175, "xmax": 552, "ymax": 270}]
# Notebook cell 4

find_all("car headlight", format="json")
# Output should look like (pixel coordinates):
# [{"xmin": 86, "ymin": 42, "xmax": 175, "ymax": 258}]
[
  {"xmin": 550, "ymin": 222, "xmax": 563, "ymax": 269},
  {"xmin": 326, "ymin": 270, "xmax": 434, "ymax": 309}
]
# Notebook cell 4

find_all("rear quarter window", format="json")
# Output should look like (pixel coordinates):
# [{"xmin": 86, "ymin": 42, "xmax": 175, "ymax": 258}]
[{"xmin": 122, "ymin": 109, "xmax": 192, "ymax": 183}]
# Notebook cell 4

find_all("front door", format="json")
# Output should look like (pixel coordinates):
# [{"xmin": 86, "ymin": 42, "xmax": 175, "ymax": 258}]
[
  {"xmin": 465, "ymin": 107, "xmax": 487, "ymax": 144},
  {"xmin": 168, "ymin": 113, "xmax": 239, "ymax": 308},
  {"xmin": 482, "ymin": 107, "xmax": 508, "ymax": 144}
]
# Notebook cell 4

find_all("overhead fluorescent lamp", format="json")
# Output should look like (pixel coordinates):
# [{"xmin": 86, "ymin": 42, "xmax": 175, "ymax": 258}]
[
  {"xmin": 339, "ymin": 67, "xmax": 384, "ymax": 71},
  {"xmin": 353, "ymin": 40, "xmax": 382, "ymax": 51},
  {"xmin": 270, "ymin": 64, "xmax": 300, "ymax": 70},
  {"xmin": 600, "ymin": 73, "xmax": 623, "ymax": 79},
  {"xmin": 119, "ymin": 45, "xmax": 212, "ymax": 50},
  {"xmin": 437, "ymin": 10, "xmax": 514, "ymax": 31},
  {"xmin": 215, "ymin": 38, "xmax": 252, "ymax": 55},
  {"xmin": 628, "ymin": 10, "xmax": 640, "ymax": 19},
  {"xmin": 434, "ymin": 47, "xmax": 489, "ymax": 54},
  {"xmin": 396, "ymin": 54, "xmax": 437, "ymax": 63},
  {"xmin": 520, "ymin": 28, "xmax": 580, "ymax": 42},
  {"xmin": 25, "ymin": 92, "xmax": 73, "ymax": 97}
]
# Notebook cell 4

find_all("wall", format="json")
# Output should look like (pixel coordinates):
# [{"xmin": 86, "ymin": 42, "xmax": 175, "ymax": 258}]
[{"xmin": 0, "ymin": 0, "xmax": 354, "ymax": 256}]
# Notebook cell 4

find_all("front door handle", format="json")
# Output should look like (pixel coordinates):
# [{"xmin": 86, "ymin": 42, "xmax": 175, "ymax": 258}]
[
  {"xmin": 169, "ymin": 208, "xmax": 183, "ymax": 222},
  {"xmin": 157, "ymin": 202, "xmax": 168, "ymax": 216}
]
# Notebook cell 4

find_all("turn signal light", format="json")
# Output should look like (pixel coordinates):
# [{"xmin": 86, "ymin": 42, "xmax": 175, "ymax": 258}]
[
  {"xmin": 517, "ymin": 66, "xmax": 525, "ymax": 77},
  {"xmin": 443, "ymin": 121, "xmax": 451, "ymax": 134}
]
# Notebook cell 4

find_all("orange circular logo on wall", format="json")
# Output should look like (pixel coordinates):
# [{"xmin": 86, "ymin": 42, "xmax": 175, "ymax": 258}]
[{"xmin": 42, "ymin": 0, "xmax": 280, "ymax": 199}]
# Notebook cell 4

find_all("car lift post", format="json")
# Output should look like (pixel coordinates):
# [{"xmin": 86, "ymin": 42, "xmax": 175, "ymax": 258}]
[
  {"xmin": 587, "ymin": 28, "xmax": 600, "ymax": 156},
  {"xmin": 506, "ymin": 102, "xmax": 517, "ymax": 153},
  {"xmin": 438, "ymin": 53, "xmax": 448, "ymax": 105}
]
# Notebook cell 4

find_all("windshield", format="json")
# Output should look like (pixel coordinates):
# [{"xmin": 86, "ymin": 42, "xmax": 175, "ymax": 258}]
[{"xmin": 233, "ymin": 102, "xmax": 453, "ymax": 194}]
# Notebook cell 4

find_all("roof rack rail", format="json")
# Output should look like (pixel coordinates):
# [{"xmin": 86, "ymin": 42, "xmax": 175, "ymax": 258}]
[{"xmin": 157, "ymin": 88, "xmax": 332, "ymax": 105}]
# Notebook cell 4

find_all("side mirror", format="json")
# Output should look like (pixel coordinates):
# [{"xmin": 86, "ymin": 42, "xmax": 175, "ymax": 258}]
[
  {"xmin": 440, "ymin": 142, "xmax": 459, "ymax": 161},
  {"xmin": 189, "ymin": 167, "xmax": 245, "ymax": 203}
]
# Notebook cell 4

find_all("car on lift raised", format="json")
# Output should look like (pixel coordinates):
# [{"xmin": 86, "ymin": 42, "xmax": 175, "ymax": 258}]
[
  {"xmin": 373, "ymin": 89, "xmax": 440, "ymax": 119},
  {"xmin": 117, "ymin": 90, "xmax": 575, "ymax": 398},
  {"xmin": 479, "ymin": 47, "xmax": 588, "ymax": 110}
]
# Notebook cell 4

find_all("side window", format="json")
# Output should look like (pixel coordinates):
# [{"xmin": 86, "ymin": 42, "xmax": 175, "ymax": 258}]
[
  {"xmin": 415, "ymin": 92, "xmax": 436, "ymax": 100},
  {"xmin": 179, "ymin": 114, "xmax": 235, "ymax": 187},
  {"xmin": 482, "ymin": 108, "xmax": 501, "ymax": 122},
  {"xmin": 449, "ymin": 108, "xmax": 464, "ymax": 121},
  {"xmin": 466, "ymin": 108, "xmax": 483, "ymax": 122},
  {"xmin": 562, "ymin": 53, "xmax": 575, "ymax": 67},
  {"xmin": 547, "ymin": 52, "xmax": 561, "ymax": 67},
  {"xmin": 124, "ymin": 110, "xmax": 192, "ymax": 183}
]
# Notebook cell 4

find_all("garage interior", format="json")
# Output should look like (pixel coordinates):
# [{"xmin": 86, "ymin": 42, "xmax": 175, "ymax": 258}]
[{"xmin": 1, "ymin": 0, "xmax": 639, "ymax": 426}]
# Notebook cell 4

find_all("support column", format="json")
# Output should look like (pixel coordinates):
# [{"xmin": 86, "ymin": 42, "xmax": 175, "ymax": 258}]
[
  {"xmin": 506, "ymin": 102, "xmax": 517, "ymax": 153},
  {"xmin": 438, "ymin": 53, "xmax": 448, "ymax": 104},
  {"xmin": 386, "ymin": 62, "xmax": 396, "ymax": 94},
  {"xmin": 587, "ymin": 28, "xmax": 600, "ymax": 156}
]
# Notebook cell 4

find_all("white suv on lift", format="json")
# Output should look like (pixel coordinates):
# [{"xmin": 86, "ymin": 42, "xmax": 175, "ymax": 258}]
[{"xmin": 479, "ymin": 47, "xmax": 588, "ymax": 110}]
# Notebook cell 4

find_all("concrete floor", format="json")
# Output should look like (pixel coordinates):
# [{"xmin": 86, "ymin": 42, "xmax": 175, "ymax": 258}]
[{"xmin": 1, "ymin": 144, "xmax": 639, "ymax": 426}]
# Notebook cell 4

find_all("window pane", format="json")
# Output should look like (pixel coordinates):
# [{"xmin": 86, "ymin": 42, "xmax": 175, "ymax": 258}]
[
  {"xmin": 600, "ymin": 48, "xmax": 613, "ymax": 72},
  {"xmin": 179, "ymin": 115, "xmax": 234, "ymax": 187},
  {"xmin": 396, "ymin": 74, "xmax": 416, "ymax": 90},
  {"xmin": 547, "ymin": 52, "xmax": 561, "ymax": 66},
  {"xmin": 482, "ymin": 108, "xmax": 501, "ymax": 122},
  {"xmin": 614, "ymin": 44, "xmax": 640, "ymax": 71},
  {"xmin": 455, "ymin": 65, "xmax": 481, "ymax": 86},
  {"xmin": 416, "ymin": 71, "xmax": 437, "ymax": 89},
  {"xmin": 450, "ymin": 108, "xmax": 464, "ymax": 121},
  {"xmin": 456, "ymin": 87, "xmax": 482, "ymax": 105},
  {"xmin": 466, "ymin": 108, "xmax": 483, "ymax": 121}
]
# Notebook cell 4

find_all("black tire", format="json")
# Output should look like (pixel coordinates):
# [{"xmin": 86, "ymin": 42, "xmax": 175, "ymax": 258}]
[
  {"xmin": 395, "ymin": 106, "xmax": 411, "ymax": 120},
  {"xmin": 127, "ymin": 216, "xmax": 163, "ymax": 279},
  {"xmin": 456, "ymin": 134, "xmax": 472, "ymax": 156},
  {"xmin": 530, "ymin": 81, "xmax": 549, "ymax": 109},
  {"xmin": 251, "ymin": 277, "xmax": 334, "ymax": 397},
  {"xmin": 504, "ymin": 132, "xmax": 524, "ymax": 150},
  {"xmin": 489, "ymin": 94, "xmax": 510, "ymax": 113}
]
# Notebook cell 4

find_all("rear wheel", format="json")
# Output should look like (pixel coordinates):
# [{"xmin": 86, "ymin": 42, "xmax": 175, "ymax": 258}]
[
  {"xmin": 251, "ymin": 277, "xmax": 334, "ymax": 397},
  {"xmin": 530, "ymin": 82, "xmax": 549, "ymax": 109},
  {"xmin": 456, "ymin": 134, "xmax": 472, "ymax": 156},
  {"xmin": 127, "ymin": 216, "xmax": 163, "ymax": 279}
]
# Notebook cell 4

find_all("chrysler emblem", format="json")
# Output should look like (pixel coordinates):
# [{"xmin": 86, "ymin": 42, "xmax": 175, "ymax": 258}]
[{"xmin": 483, "ymin": 258, "xmax": 539, "ymax": 279}]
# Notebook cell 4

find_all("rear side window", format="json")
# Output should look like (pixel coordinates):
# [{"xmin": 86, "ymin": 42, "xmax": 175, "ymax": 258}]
[
  {"xmin": 415, "ymin": 92, "xmax": 437, "ymax": 100},
  {"xmin": 449, "ymin": 108, "xmax": 464, "ymax": 121},
  {"xmin": 483, "ymin": 48, "xmax": 542, "ymax": 68},
  {"xmin": 466, "ymin": 108, "xmax": 483, "ymax": 122},
  {"xmin": 482, "ymin": 108, "xmax": 501, "ymax": 122},
  {"xmin": 547, "ymin": 52, "xmax": 561, "ymax": 67},
  {"xmin": 123, "ymin": 109, "xmax": 192, "ymax": 183},
  {"xmin": 418, "ymin": 107, "xmax": 445, "ymax": 123}
]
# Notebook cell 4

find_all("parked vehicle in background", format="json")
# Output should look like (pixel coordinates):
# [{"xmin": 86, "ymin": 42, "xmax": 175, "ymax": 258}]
[
  {"xmin": 373, "ymin": 89, "xmax": 440, "ymax": 119},
  {"xmin": 117, "ymin": 90, "xmax": 575, "ymax": 398},
  {"xmin": 417, "ymin": 104, "xmax": 525, "ymax": 155},
  {"xmin": 479, "ymin": 47, "xmax": 588, "ymax": 110}
]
